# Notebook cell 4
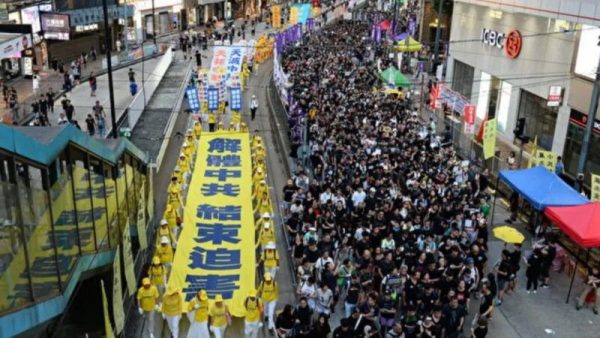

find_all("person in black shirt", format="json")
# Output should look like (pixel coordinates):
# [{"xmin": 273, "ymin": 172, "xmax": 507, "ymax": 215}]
[
  {"xmin": 344, "ymin": 278, "xmax": 360, "ymax": 318},
  {"xmin": 378, "ymin": 290, "xmax": 397, "ymax": 334},
  {"xmin": 471, "ymin": 317, "xmax": 488, "ymax": 338},
  {"xmin": 85, "ymin": 114, "xmax": 96, "ymax": 136},
  {"xmin": 508, "ymin": 243, "xmax": 522, "ymax": 292},
  {"xmin": 332, "ymin": 318, "xmax": 354, "ymax": 338},
  {"xmin": 442, "ymin": 298, "xmax": 466, "ymax": 338},
  {"xmin": 403, "ymin": 270, "xmax": 421, "ymax": 307},
  {"xmin": 494, "ymin": 250, "xmax": 512, "ymax": 306},
  {"xmin": 295, "ymin": 297, "xmax": 313, "ymax": 337},
  {"xmin": 275, "ymin": 304, "xmax": 296, "ymax": 337},
  {"xmin": 524, "ymin": 248, "xmax": 542, "ymax": 293}
]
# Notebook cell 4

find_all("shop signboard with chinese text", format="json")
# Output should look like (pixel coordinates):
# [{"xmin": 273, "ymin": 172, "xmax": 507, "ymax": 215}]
[
  {"xmin": 547, "ymin": 86, "xmax": 562, "ymax": 107},
  {"xmin": 41, "ymin": 13, "xmax": 71, "ymax": 41}
]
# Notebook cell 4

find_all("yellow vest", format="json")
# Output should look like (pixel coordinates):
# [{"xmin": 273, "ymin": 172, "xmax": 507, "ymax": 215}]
[
  {"xmin": 260, "ymin": 228, "xmax": 275, "ymax": 247},
  {"xmin": 193, "ymin": 124, "xmax": 202, "ymax": 139},
  {"xmin": 259, "ymin": 281, "xmax": 278, "ymax": 302},
  {"xmin": 263, "ymin": 249, "xmax": 279, "ymax": 268},
  {"xmin": 148, "ymin": 265, "xmax": 165, "ymax": 286},
  {"xmin": 208, "ymin": 113, "xmax": 216, "ymax": 123},
  {"xmin": 188, "ymin": 298, "xmax": 209, "ymax": 322},
  {"xmin": 162, "ymin": 292, "xmax": 183, "ymax": 316},
  {"xmin": 210, "ymin": 304, "xmax": 228, "ymax": 327},
  {"xmin": 137, "ymin": 286, "xmax": 159, "ymax": 311},
  {"xmin": 245, "ymin": 297, "xmax": 262, "ymax": 322},
  {"xmin": 163, "ymin": 207, "xmax": 179, "ymax": 229},
  {"xmin": 178, "ymin": 158, "xmax": 190, "ymax": 173},
  {"xmin": 156, "ymin": 245, "xmax": 173, "ymax": 264},
  {"xmin": 157, "ymin": 226, "xmax": 174, "ymax": 245}
]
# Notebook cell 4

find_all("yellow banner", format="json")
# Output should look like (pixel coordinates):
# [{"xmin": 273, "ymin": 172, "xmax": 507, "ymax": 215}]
[
  {"xmin": 101, "ymin": 280, "xmax": 115, "ymax": 338},
  {"xmin": 530, "ymin": 150, "xmax": 557, "ymax": 172},
  {"xmin": 483, "ymin": 118, "xmax": 497, "ymax": 160},
  {"xmin": 592, "ymin": 174, "xmax": 600, "ymax": 201},
  {"xmin": 168, "ymin": 131, "xmax": 256, "ymax": 317},
  {"xmin": 137, "ymin": 182, "xmax": 148, "ymax": 250},
  {"xmin": 272, "ymin": 5, "xmax": 281, "ymax": 28},
  {"xmin": 123, "ymin": 221, "xmax": 137, "ymax": 296},
  {"xmin": 147, "ymin": 174, "xmax": 154, "ymax": 221},
  {"xmin": 112, "ymin": 248, "xmax": 125, "ymax": 333},
  {"xmin": 290, "ymin": 6, "xmax": 299, "ymax": 25}
]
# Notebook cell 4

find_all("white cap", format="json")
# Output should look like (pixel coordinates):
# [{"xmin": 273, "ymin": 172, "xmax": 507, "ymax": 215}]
[
  {"xmin": 160, "ymin": 236, "xmax": 170, "ymax": 244},
  {"xmin": 266, "ymin": 242, "xmax": 276, "ymax": 249},
  {"xmin": 263, "ymin": 222, "xmax": 271, "ymax": 229},
  {"xmin": 160, "ymin": 219, "xmax": 168, "ymax": 226},
  {"xmin": 262, "ymin": 212, "xmax": 271, "ymax": 219},
  {"xmin": 309, "ymin": 227, "xmax": 317, "ymax": 231},
  {"xmin": 183, "ymin": 142, "xmax": 189, "ymax": 147}
]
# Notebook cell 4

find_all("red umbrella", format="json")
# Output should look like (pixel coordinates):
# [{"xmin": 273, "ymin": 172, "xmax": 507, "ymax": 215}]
[{"xmin": 378, "ymin": 19, "xmax": 392, "ymax": 31}]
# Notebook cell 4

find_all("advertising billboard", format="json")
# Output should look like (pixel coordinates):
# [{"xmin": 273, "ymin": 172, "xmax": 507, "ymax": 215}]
[{"xmin": 41, "ymin": 13, "xmax": 70, "ymax": 40}]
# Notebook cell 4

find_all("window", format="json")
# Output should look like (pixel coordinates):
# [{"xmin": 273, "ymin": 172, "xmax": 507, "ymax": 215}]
[
  {"xmin": 452, "ymin": 60, "xmax": 474, "ymax": 99},
  {"xmin": 563, "ymin": 117, "xmax": 600, "ymax": 180},
  {"xmin": 517, "ymin": 90, "xmax": 557, "ymax": 150}
]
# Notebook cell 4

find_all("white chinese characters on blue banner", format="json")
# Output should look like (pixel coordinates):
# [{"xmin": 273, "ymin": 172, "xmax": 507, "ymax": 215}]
[
  {"xmin": 230, "ymin": 87, "xmax": 242, "ymax": 111},
  {"xmin": 186, "ymin": 86, "xmax": 201, "ymax": 112},
  {"xmin": 208, "ymin": 87, "xmax": 219, "ymax": 111}
]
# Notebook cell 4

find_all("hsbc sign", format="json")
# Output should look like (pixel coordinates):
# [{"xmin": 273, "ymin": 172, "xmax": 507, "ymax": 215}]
[{"xmin": 481, "ymin": 28, "xmax": 522, "ymax": 59}]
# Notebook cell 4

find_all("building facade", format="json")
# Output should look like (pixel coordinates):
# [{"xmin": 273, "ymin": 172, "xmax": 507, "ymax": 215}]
[{"xmin": 445, "ymin": 0, "xmax": 600, "ymax": 179}]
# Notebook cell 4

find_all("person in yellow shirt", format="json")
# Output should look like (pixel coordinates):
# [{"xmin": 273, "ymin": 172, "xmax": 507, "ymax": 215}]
[
  {"xmin": 182, "ymin": 141, "xmax": 195, "ymax": 167},
  {"xmin": 137, "ymin": 278, "xmax": 159, "ymax": 338},
  {"xmin": 167, "ymin": 184, "xmax": 183, "ymax": 214},
  {"xmin": 217, "ymin": 121, "xmax": 225, "ymax": 131},
  {"xmin": 258, "ymin": 272, "xmax": 278, "ymax": 331},
  {"xmin": 253, "ymin": 180, "xmax": 268, "ymax": 202},
  {"xmin": 209, "ymin": 294, "xmax": 231, "ymax": 338},
  {"xmin": 259, "ymin": 222, "xmax": 275, "ymax": 249},
  {"xmin": 163, "ymin": 203, "xmax": 180, "ymax": 232},
  {"xmin": 193, "ymin": 120, "xmax": 202, "ymax": 140},
  {"xmin": 156, "ymin": 219, "xmax": 176, "ymax": 248},
  {"xmin": 253, "ymin": 167, "xmax": 266, "ymax": 183},
  {"xmin": 258, "ymin": 192, "xmax": 273, "ymax": 216},
  {"xmin": 161, "ymin": 285, "xmax": 183, "ymax": 338},
  {"xmin": 260, "ymin": 242, "xmax": 279, "ymax": 278},
  {"xmin": 244, "ymin": 289, "xmax": 263, "ymax": 338},
  {"xmin": 208, "ymin": 112, "xmax": 216, "ymax": 132},
  {"xmin": 240, "ymin": 122, "xmax": 249, "ymax": 132},
  {"xmin": 147, "ymin": 256, "xmax": 166, "ymax": 295},
  {"xmin": 255, "ymin": 212, "xmax": 271, "ymax": 231},
  {"xmin": 156, "ymin": 236, "xmax": 174, "ymax": 271},
  {"xmin": 170, "ymin": 171, "xmax": 182, "ymax": 191},
  {"xmin": 187, "ymin": 290, "xmax": 210, "ymax": 337}
]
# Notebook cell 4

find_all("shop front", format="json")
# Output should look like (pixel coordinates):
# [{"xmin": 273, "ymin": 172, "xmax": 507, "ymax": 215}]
[
  {"xmin": 445, "ymin": 1, "xmax": 576, "ymax": 154},
  {"xmin": 0, "ymin": 33, "xmax": 30, "ymax": 80},
  {"xmin": 133, "ymin": 0, "xmax": 183, "ymax": 42},
  {"xmin": 197, "ymin": 0, "xmax": 226, "ymax": 23}
]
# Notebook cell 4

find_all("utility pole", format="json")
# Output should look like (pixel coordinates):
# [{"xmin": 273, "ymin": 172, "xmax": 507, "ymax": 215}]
[
  {"xmin": 152, "ymin": 0, "xmax": 157, "ymax": 46},
  {"xmin": 433, "ymin": 0, "xmax": 444, "ymax": 70},
  {"xmin": 102, "ymin": 0, "xmax": 118, "ymax": 139},
  {"xmin": 574, "ymin": 56, "xmax": 600, "ymax": 191}
]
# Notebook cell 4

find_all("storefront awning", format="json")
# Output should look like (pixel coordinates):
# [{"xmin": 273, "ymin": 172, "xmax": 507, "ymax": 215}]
[{"xmin": 545, "ymin": 203, "xmax": 600, "ymax": 248}]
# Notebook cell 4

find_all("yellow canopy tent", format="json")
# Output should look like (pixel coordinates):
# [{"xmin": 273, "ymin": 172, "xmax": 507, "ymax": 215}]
[{"xmin": 395, "ymin": 37, "xmax": 423, "ymax": 53}]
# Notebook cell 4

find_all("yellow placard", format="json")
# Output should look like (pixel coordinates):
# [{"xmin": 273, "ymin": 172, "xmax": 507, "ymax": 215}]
[
  {"xmin": 312, "ymin": 6, "xmax": 321, "ymax": 17},
  {"xmin": 112, "ymin": 248, "xmax": 125, "ymax": 333},
  {"xmin": 290, "ymin": 6, "xmax": 299, "ymax": 25},
  {"xmin": 168, "ymin": 131, "xmax": 256, "ymax": 317},
  {"xmin": 530, "ymin": 150, "xmax": 557, "ymax": 172},
  {"xmin": 271, "ymin": 5, "xmax": 281, "ymax": 28},
  {"xmin": 101, "ymin": 280, "xmax": 115, "ymax": 338},
  {"xmin": 122, "ymin": 221, "xmax": 137, "ymax": 296},
  {"xmin": 483, "ymin": 118, "xmax": 497, "ymax": 160},
  {"xmin": 592, "ymin": 174, "xmax": 600, "ymax": 201}
]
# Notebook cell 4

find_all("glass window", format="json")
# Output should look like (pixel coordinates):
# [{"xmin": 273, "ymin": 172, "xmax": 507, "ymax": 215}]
[
  {"xmin": 17, "ymin": 162, "xmax": 61, "ymax": 301},
  {"xmin": 50, "ymin": 151, "xmax": 80, "ymax": 286},
  {"xmin": 487, "ymin": 76, "xmax": 502, "ymax": 119},
  {"xmin": 89, "ymin": 156, "xmax": 110, "ymax": 250},
  {"xmin": 0, "ymin": 154, "xmax": 33, "ymax": 311},
  {"xmin": 517, "ymin": 90, "xmax": 557, "ymax": 150},
  {"xmin": 563, "ymin": 121, "xmax": 600, "ymax": 180},
  {"xmin": 451, "ymin": 60, "xmax": 474, "ymax": 99},
  {"xmin": 70, "ymin": 147, "xmax": 98, "ymax": 253}
]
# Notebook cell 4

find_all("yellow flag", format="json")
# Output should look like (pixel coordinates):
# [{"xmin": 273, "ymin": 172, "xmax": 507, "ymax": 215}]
[
  {"xmin": 101, "ymin": 280, "xmax": 115, "ymax": 338},
  {"xmin": 271, "ymin": 5, "xmax": 281, "ymax": 28},
  {"xmin": 591, "ymin": 174, "xmax": 600, "ymax": 201},
  {"xmin": 122, "ymin": 221, "xmax": 137, "ymax": 296},
  {"xmin": 530, "ymin": 150, "xmax": 557, "ymax": 172},
  {"xmin": 290, "ymin": 6, "xmax": 299, "ymax": 25},
  {"xmin": 483, "ymin": 118, "xmax": 497, "ymax": 160},
  {"xmin": 528, "ymin": 135, "xmax": 538, "ymax": 168},
  {"xmin": 137, "ymin": 182, "xmax": 148, "ymax": 250},
  {"xmin": 112, "ymin": 248, "xmax": 125, "ymax": 333}
]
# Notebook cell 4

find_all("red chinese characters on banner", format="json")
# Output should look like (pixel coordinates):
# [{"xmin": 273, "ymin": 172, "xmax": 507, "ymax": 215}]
[{"xmin": 463, "ymin": 105, "xmax": 476, "ymax": 134}]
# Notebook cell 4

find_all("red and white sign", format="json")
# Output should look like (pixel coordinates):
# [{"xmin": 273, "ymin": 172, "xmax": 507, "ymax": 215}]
[
  {"xmin": 430, "ymin": 84, "xmax": 442, "ymax": 110},
  {"xmin": 547, "ymin": 86, "xmax": 562, "ymax": 107},
  {"xmin": 463, "ymin": 105, "xmax": 476, "ymax": 134}
]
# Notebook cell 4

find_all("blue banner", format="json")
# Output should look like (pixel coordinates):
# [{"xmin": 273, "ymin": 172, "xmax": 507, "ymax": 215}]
[
  {"xmin": 186, "ymin": 85, "xmax": 200, "ymax": 112},
  {"xmin": 208, "ymin": 87, "xmax": 219, "ymax": 111},
  {"xmin": 297, "ymin": 3, "xmax": 312, "ymax": 26},
  {"xmin": 230, "ymin": 87, "xmax": 242, "ymax": 111}
]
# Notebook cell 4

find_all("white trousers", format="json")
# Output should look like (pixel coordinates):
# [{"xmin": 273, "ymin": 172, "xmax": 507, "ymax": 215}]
[
  {"xmin": 245, "ymin": 320, "xmax": 262, "ymax": 338},
  {"xmin": 187, "ymin": 320, "xmax": 208, "ymax": 338},
  {"xmin": 144, "ymin": 311, "xmax": 155, "ymax": 336},
  {"xmin": 165, "ymin": 314, "xmax": 181, "ymax": 338},
  {"xmin": 265, "ymin": 300, "xmax": 277, "ymax": 330},
  {"xmin": 210, "ymin": 325, "xmax": 226, "ymax": 338}
]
